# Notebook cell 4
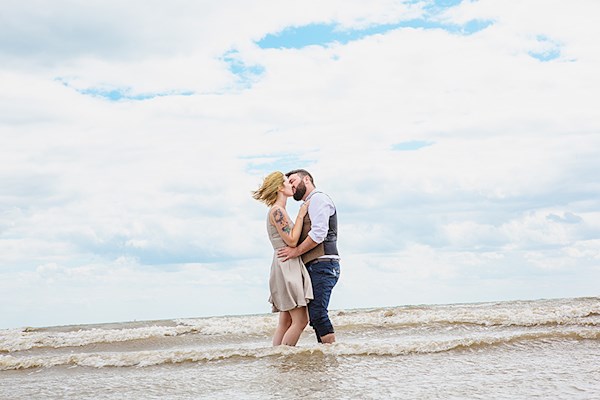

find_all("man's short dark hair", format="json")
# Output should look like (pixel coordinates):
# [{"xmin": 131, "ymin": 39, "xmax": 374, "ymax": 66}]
[{"xmin": 286, "ymin": 169, "xmax": 314, "ymax": 185}]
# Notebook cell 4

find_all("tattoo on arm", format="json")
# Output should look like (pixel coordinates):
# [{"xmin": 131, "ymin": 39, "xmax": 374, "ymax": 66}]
[
  {"xmin": 273, "ymin": 208, "xmax": 284, "ymax": 224},
  {"xmin": 273, "ymin": 208, "xmax": 291, "ymax": 235}
]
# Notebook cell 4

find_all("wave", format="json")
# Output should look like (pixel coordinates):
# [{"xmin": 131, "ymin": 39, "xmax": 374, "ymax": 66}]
[
  {"xmin": 332, "ymin": 297, "xmax": 600, "ymax": 329},
  {"xmin": 0, "ymin": 315, "xmax": 284, "ymax": 353},
  {"xmin": 0, "ymin": 325, "xmax": 197, "ymax": 353},
  {"xmin": 2, "ymin": 297, "xmax": 598, "ymax": 353},
  {"xmin": 0, "ymin": 314, "xmax": 287, "ymax": 352},
  {"xmin": 1, "ymin": 328, "xmax": 599, "ymax": 371}
]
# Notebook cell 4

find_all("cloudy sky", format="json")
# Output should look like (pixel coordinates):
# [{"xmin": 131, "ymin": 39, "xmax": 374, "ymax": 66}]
[{"xmin": 1, "ymin": 0, "xmax": 599, "ymax": 329}]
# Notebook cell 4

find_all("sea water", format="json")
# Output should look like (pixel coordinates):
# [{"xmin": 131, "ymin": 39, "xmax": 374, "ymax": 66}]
[{"xmin": 1, "ymin": 297, "xmax": 599, "ymax": 399}]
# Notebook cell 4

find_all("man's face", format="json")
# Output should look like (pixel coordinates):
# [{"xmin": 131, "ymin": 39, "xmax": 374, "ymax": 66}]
[{"xmin": 288, "ymin": 173, "xmax": 307, "ymax": 201}]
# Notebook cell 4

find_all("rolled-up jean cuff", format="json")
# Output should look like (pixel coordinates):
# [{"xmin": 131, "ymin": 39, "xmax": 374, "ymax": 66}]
[{"xmin": 314, "ymin": 323, "xmax": 334, "ymax": 338}]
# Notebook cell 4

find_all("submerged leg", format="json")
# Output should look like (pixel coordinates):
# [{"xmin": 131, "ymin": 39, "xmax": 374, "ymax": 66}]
[
  {"xmin": 273, "ymin": 311, "xmax": 292, "ymax": 346},
  {"xmin": 281, "ymin": 307, "xmax": 309, "ymax": 346}
]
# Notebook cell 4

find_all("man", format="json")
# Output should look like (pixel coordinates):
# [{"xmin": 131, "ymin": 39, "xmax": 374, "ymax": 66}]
[{"xmin": 277, "ymin": 169, "xmax": 340, "ymax": 344}]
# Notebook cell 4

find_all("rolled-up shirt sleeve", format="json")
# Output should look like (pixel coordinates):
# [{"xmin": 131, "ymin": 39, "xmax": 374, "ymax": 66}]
[{"xmin": 307, "ymin": 192, "xmax": 335, "ymax": 244}]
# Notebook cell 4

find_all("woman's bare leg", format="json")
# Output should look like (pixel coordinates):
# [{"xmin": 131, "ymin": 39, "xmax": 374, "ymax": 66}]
[
  {"xmin": 273, "ymin": 311, "xmax": 291, "ymax": 346},
  {"xmin": 281, "ymin": 307, "xmax": 309, "ymax": 346}
]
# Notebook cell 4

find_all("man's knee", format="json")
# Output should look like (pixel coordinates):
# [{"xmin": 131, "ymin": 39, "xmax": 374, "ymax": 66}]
[{"xmin": 309, "ymin": 312, "xmax": 328, "ymax": 327}]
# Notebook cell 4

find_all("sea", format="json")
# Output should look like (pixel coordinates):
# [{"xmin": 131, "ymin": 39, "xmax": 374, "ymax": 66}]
[{"xmin": 1, "ymin": 296, "xmax": 599, "ymax": 399}]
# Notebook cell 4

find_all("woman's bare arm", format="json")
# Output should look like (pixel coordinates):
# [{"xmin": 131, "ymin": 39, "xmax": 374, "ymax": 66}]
[{"xmin": 269, "ymin": 203, "xmax": 308, "ymax": 247}]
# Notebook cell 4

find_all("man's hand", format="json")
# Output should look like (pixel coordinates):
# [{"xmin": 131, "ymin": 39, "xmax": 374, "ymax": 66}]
[{"xmin": 277, "ymin": 246, "xmax": 299, "ymax": 262}]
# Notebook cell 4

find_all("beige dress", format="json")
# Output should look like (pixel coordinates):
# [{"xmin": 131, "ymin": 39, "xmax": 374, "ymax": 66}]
[{"xmin": 267, "ymin": 212, "xmax": 313, "ymax": 312}]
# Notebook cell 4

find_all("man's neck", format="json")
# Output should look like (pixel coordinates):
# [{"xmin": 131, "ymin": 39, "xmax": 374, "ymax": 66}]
[{"xmin": 304, "ymin": 187, "xmax": 316, "ymax": 201}]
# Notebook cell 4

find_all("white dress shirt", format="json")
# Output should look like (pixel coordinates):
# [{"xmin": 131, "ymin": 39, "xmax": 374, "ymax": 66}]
[{"xmin": 305, "ymin": 190, "xmax": 335, "ymax": 244}]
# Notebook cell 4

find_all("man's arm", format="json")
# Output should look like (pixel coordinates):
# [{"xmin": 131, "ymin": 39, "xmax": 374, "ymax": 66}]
[{"xmin": 277, "ymin": 193, "xmax": 333, "ymax": 261}]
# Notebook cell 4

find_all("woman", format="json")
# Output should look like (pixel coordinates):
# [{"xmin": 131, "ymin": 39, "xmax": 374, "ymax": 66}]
[{"xmin": 252, "ymin": 171, "xmax": 313, "ymax": 346}]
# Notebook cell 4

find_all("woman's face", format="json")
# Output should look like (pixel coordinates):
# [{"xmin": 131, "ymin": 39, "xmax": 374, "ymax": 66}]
[{"xmin": 280, "ymin": 177, "xmax": 294, "ymax": 197}]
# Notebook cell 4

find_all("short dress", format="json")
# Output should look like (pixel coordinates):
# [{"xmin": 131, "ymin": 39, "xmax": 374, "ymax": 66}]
[{"xmin": 266, "ymin": 213, "xmax": 313, "ymax": 312}]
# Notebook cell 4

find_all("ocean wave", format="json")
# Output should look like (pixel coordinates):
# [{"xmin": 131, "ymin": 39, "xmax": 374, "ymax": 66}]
[
  {"xmin": 0, "ymin": 316, "xmax": 280, "ymax": 352},
  {"xmin": 0, "ymin": 325, "xmax": 196, "ymax": 353},
  {"xmin": 2, "ymin": 328, "xmax": 598, "ymax": 371},
  {"xmin": 2, "ymin": 297, "xmax": 597, "ymax": 353},
  {"xmin": 332, "ymin": 298, "xmax": 600, "ymax": 329},
  {"xmin": 177, "ymin": 297, "xmax": 600, "ymax": 335}
]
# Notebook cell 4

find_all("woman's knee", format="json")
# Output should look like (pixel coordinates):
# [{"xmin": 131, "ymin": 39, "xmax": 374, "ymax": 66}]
[
  {"xmin": 291, "ymin": 307, "xmax": 308, "ymax": 326},
  {"xmin": 279, "ymin": 311, "xmax": 292, "ymax": 327},
  {"xmin": 297, "ymin": 312, "xmax": 309, "ymax": 327}
]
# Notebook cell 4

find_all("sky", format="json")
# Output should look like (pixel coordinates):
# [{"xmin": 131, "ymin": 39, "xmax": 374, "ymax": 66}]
[{"xmin": 1, "ymin": 0, "xmax": 599, "ymax": 329}]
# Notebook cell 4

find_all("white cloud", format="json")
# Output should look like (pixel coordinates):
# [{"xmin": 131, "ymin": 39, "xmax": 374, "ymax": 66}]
[
  {"xmin": 1, "ymin": 0, "xmax": 599, "ymax": 328},
  {"xmin": 566, "ymin": 239, "xmax": 600, "ymax": 260}
]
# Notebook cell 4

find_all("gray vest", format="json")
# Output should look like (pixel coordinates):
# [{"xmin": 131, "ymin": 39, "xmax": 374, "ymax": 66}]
[{"xmin": 298, "ymin": 195, "xmax": 339, "ymax": 264}]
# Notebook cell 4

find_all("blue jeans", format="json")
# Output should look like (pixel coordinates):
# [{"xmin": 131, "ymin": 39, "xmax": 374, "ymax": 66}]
[{"xmin": 306, "ymin": 259, "xmax": 340, "ymax": 342}]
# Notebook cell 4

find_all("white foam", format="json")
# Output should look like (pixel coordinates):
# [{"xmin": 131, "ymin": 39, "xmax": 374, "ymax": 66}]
[
  {"xmin": 2, "ymin": 297, "xmax": 597, "ymax": 353},
  {"xmin": 331, "ymin": 297, "xmax": 600, "ymax": 328},
  {"xmin": 174, "ymin": 314, "xmax": 278, "ymax": 335},
  {"xmin": 2, "ymin": 326, "xmax": 598, "ymax": 371},
  {"xmin": 0, "ymin": 325, "xmax": 192, "ymax": 352}
]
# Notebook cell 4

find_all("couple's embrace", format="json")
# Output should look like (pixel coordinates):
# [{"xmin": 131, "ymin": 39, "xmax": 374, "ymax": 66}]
[{"xmin": 253, "ymin": 169, "xmax": 341, "ymax": 346}]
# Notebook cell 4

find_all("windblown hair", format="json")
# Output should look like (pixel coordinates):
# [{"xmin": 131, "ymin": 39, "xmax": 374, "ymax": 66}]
[
  {"xmin": 252, "ymin": 171, "xmax": 284, "ymax": 207},
  {"xmin": 285, "ymin": 169, "xmax": 314, "ymax": 185}
]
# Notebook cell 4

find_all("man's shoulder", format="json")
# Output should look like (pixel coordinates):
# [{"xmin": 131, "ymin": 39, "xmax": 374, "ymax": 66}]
[
  {"xmin": 309, "ymin": 191, "xmax": 335, "ymax": 207},
  {"xmin": 310, "ymin": 191, "xmax": 331, "ymax": 200}
]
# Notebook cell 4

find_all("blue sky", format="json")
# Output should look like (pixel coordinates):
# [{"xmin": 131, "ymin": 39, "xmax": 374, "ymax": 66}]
[
  {"xmin": 1, "ymin": 0, "xmax": 599, "ymax": 329},
  {"xmin": 256, "ymin": 19, "xmax": 494, "ymax": 50}
]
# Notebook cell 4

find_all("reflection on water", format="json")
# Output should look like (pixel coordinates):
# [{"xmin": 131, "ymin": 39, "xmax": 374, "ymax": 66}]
[
  {"xmin": 270, "ymin": 350, "xmax": 341, "ymax": 373},
  {"xmin": 1, "ymin": 338, "xmax": 599, "ymax": 399},
  {"xmin": 264, "ymin": 351, "xmax": 342, "ymax": 398}
]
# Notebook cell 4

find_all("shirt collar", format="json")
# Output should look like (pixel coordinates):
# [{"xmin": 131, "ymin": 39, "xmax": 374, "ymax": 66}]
[{"xmin": 304, "ymin": 189, "xmax": 319, "ymax": 202}]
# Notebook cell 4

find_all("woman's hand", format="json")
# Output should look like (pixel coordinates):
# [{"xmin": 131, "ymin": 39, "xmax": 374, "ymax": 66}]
[{"xmin": 298, "ymin": 200, "xmax": 310, "ymax": 218}]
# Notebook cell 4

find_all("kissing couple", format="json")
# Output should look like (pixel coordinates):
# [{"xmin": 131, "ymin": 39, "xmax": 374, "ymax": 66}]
[{"xmin": 253, "ymin": 169, "xmax": 341, "ymax": 346}]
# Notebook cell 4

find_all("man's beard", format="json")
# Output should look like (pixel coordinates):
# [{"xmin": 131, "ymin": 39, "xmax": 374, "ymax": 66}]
[{"xmin": 293, "ymin": 180, "xmax": 307, "ymax": 201}]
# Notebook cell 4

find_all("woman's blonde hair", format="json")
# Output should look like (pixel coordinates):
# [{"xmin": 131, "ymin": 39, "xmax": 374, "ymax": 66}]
[{"xmin": 252, "ymin": 171, "xmax": 284, "ymax": 206}]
